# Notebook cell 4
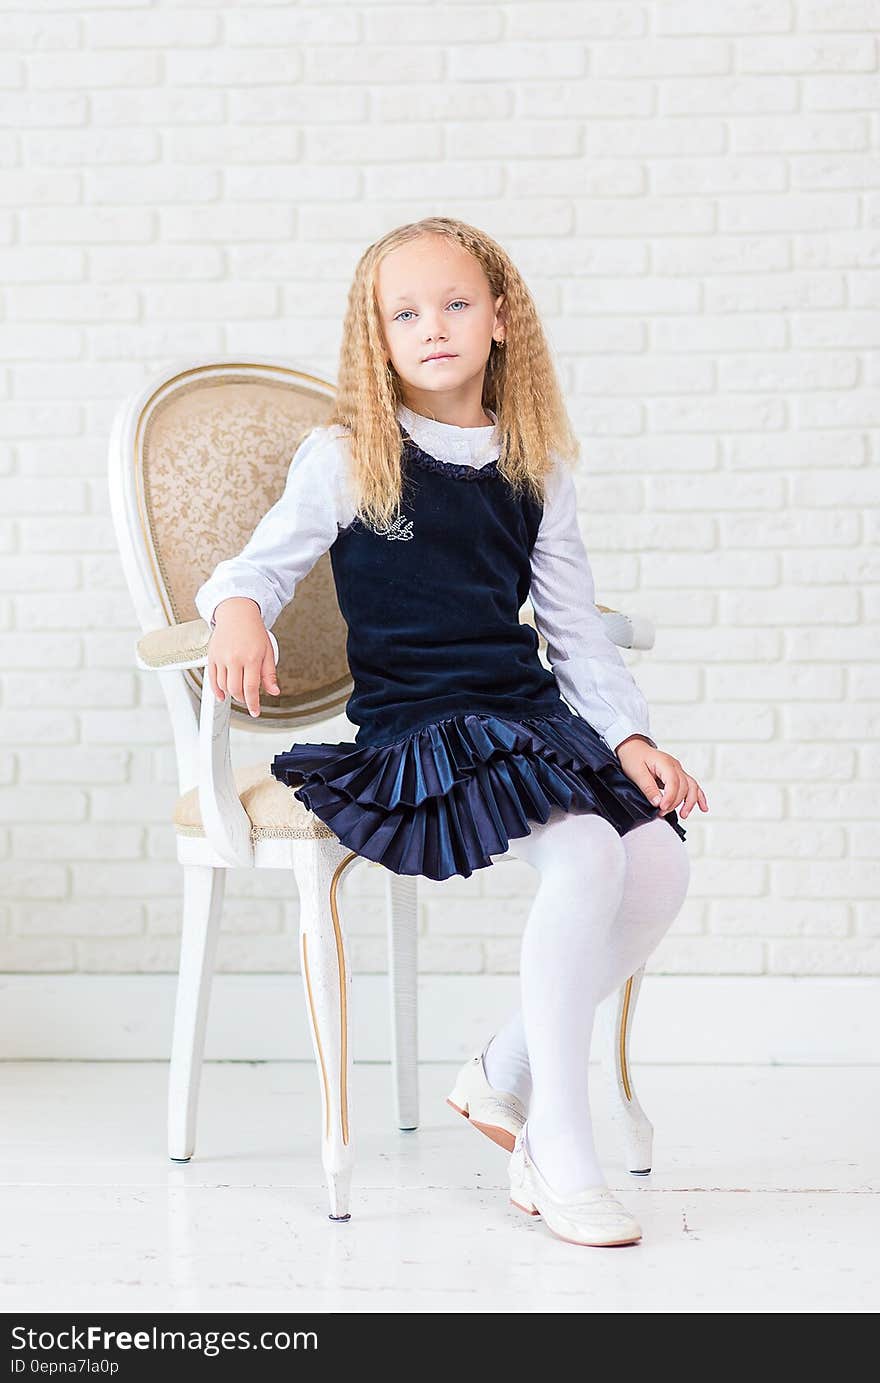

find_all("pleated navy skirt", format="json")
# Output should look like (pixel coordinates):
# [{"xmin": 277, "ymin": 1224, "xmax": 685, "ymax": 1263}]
[{"xmin": 270, "ymin": 705, "xmax": 687, "ymax": 883}]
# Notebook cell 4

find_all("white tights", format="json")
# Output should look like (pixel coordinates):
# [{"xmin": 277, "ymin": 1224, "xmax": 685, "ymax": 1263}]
[{"xmin": 484, "ymin": 808, "xmax": 690, "ymax": 1195}]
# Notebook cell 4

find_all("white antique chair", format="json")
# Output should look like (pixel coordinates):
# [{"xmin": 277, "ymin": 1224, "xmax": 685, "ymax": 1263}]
[{"xmin": 108, "ymin": 356, "xmax": 659, "ymax": 1222}]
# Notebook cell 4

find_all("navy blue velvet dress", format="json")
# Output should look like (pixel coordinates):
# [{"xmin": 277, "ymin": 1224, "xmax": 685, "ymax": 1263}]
[{"xmin": 270, "ymin": 425, "xmax": 686, "ymax": 881}]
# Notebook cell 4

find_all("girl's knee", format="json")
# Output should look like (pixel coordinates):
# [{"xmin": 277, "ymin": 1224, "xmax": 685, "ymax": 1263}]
[
  {"xmin": 624, "ymin": 818, "xmax": 691, "ymax": 910},
  {"xmin": 657, "ymin": 819, "xmax": 691, "ymax": 884},
  {"xmin": 536, "ymin": 810, "xmax": 628, "ymax": 893}
]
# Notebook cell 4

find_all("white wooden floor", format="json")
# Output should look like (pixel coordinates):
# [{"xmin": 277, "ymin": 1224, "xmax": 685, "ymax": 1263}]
[{"xmin": 1, "ymin": 1062, "xmax": 876, "ymax": 1314}]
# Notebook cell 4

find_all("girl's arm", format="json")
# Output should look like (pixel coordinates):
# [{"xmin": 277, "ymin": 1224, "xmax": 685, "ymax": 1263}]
[
  {"xmin": 194, "ymin": 426, "xmax": 357, "ymax": 631},
  {"xmin": 528, "ymin": 457, "xmax": 657, "ymax": 755}
]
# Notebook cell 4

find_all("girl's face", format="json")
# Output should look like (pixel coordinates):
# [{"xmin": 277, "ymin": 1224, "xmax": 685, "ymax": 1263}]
[{"xmin": 375, "ymin": 235, "xmax": 505, "ymax": 410}]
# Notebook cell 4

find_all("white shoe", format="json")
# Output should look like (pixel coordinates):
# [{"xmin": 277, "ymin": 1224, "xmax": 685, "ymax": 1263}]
[
  {"xmin": 446, "ymin": 1046, "xmax": 527, "ymax": 1153},
  {"xmin": 509, "ymin": 1123, "xmax": 642, "ymax": 1248}
]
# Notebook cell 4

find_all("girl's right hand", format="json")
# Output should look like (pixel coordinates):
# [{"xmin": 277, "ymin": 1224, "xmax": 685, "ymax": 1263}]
[{"xmin": 207, "ymin": 597, "xmax": 281, "ymax": 718}]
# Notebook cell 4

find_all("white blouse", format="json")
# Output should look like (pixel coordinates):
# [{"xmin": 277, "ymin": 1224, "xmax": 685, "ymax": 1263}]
[{"xmin": 194, "ymin": 401, "xmax": 656, "ymax": 753}]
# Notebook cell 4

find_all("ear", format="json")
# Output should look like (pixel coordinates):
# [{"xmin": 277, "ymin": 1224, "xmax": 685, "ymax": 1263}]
[{"xmin": 493, "ymin": 292, "xmax": 507, "ymax": 337}]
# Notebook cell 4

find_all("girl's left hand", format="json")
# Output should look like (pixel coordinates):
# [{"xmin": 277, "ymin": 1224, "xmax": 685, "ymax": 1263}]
[{"xmin": 614, "ymin": 736, "xmax": 708, "ymax": 821}]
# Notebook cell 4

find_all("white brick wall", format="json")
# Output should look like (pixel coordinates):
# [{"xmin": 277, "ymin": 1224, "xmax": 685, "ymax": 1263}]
[{"xmin": 2, "ymin": 1, "xmax": 877, "ymax": 980}]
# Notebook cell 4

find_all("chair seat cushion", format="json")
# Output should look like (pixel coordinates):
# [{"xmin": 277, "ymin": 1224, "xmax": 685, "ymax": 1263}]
[{"xmin": 174, "ymin": 761, "xmax": 336, "ymax": 841}]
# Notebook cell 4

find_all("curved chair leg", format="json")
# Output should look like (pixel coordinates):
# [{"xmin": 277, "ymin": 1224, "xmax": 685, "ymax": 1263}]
[
  {"xmin": 168, "ymin": 864, "xmax": 226, "ymax": 1162},
  {"xmin": 385, "ymin": 871, "xmax": 419, "ymax": 1131},
  {"xmin": 292, "ymin": 836, "xmax": 359, "ymax": 1221},
  {"xmin": 597, "ymin": 964, "xmax": 654, "ymax": 1175}
]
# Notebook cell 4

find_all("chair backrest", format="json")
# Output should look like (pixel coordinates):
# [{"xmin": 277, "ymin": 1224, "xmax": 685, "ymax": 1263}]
[{"xmin": 110, "ymin": 357, "xmax": 353, "ymax": 733}]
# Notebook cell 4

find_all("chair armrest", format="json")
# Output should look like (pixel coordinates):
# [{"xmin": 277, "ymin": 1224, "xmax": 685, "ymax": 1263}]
[
  {"xmin": 135, "ymin": 617, "xmax": 276, "ymax": 866},
  {"xmin": 135, "ymin": 618, "xmax": 279, "ymax": 671},
  {"xmin": 198, "ymin": 670, "xmax": 254, "ymax": 868},
  {"xmin": 520, "ymin": 602, "xmax": 655, "ymax": 652},
  {"xmin": 595, "ymin": 604, "xmax": 655, "ymax": 652},
  {"xmin": 136, "ymin": 618, "xmax": 210, "ymax": 670}
]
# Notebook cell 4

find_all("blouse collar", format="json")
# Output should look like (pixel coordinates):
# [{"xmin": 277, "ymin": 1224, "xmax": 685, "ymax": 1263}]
[{"xmin": 396, "ymin": 401, "xmax": 501, "ymax": 468}]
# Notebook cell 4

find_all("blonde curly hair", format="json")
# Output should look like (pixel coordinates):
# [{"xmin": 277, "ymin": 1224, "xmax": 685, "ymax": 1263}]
[{"xmin": 325, "ymin": 216, "xmax": 580, "ymax": 531}]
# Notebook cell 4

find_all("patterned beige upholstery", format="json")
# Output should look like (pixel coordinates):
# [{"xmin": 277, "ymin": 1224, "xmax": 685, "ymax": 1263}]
[
  {"xmin": 137, "ymin": 618, "xmax": 210, "ymax": 669},
  {"xmin": 139, "ymin": 367, "xmax": 352, "ymax": 728},
  {"xmin": 173, "ymin": 761, "xmax": 336, "ymax": 842}
]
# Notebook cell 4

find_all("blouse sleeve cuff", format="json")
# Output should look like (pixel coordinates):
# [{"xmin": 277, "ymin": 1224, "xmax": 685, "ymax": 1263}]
[
  {"xmin": 601, "ymin": 718, "xmax": 657, "ymax": 754},
  {"xmin": 196, "ymin": 588, "xmax": 274, "ymax": 631}
]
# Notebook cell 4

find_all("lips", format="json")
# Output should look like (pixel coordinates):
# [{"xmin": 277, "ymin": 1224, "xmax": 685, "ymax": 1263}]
[{"xmin": 422, "ymin": 353, "xmax": 456, "ymax": 362}]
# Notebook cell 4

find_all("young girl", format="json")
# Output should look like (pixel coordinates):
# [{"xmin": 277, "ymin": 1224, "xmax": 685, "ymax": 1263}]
[{"xmin": 195, "ymin": 216, "xmax": 708, "ymax": 1249}]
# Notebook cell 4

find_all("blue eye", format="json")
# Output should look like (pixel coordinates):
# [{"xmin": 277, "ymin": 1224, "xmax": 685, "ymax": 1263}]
[{"xmin": 394, "ymin": 300, "xmax": 468, "ymax": 322}]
